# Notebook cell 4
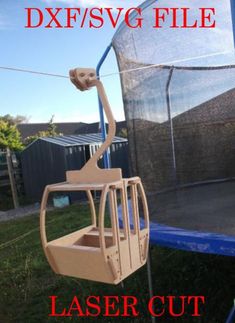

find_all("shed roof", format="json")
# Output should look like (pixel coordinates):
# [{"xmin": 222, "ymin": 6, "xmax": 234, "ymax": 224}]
[{"xmin": 39, "ymin": 133, "xmax": 127, "ymax": 147}]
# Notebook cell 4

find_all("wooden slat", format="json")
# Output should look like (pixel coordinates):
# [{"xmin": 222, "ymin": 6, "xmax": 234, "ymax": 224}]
[{"xmin": 6, "ymin": 148, "xmax": 19, "ymax": 208}]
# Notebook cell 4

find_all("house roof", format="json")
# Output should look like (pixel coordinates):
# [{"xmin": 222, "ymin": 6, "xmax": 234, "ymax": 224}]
[
  {"xmin": 17, "ymin": 121, "xmax": 127, "ymax": 139},
  {"xmin": 39, "ymin": 133, "xmax": 127, "ymax": 147},
  {"xmin": 17, "ymin": 122, "xmax": 86, "ymax": 139}
]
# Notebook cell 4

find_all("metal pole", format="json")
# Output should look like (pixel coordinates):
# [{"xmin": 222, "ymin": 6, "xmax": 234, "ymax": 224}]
[
  {"xmin": 96, "ymin": 44, "xmax": 156, "ymax": 310},
  {"xmin": 166, "ymin": 67, "xmax": 176, "ymax": 171},
  {"xmin": 147, "ymin": 248, "xmax": 156, "ymax": 323},
  {"xmin": 225, "ymin": 301, "xmax": 235, "ymax": 323},
  {"xmin": 96, "ymin": 44, "xmax": 112, "ymax": 169},
  {"xmin": 166, "ymin": 67, "xmax": 178, "ymax": 187},
  {"xmin": 230, "ymin": 0, "xmax": 235, "ymax": 48}
]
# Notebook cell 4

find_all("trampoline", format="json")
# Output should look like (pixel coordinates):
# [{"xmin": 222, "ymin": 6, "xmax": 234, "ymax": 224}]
[{"xmin": 97, "ymin": 0, "xmax": 235, "ymax": 256}]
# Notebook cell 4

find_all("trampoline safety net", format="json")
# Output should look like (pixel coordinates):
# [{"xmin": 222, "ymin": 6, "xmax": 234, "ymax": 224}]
[{"xmin": 112, "ymin": 0, "xmax": 235, "ymax": 248}]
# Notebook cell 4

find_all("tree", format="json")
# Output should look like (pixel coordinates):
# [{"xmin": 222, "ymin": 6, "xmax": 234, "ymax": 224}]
[
  {"xmin": 24, "ymin": 115, "xmax": 61, "ymax": 146},
  {"xmin": 47, "ymin": 115, "xmax": 57, "ymax": 136},
  {"xmin": 118, "ymin": 128, "xmax": 128, "ymax": 138},
  {"xmin": 2, "ymin": 114, "xmax": 29, "ymax": 125},
  {"xmin": 24, "ymin": 134, "xmax": 40, "ymax": 146},
  {"xmin": 0, "ymin": 119, "xmax": 24, "ymax": 151}
]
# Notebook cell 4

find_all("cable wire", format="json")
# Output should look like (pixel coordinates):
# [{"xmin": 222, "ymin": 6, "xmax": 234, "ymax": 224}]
[
  {"xmin": 0, "ymin": 66, "xmax": 69, "ymax": 79},
  {"xmin": 0, "ymin": 50, "xmax": 233, "ymax": 80}
]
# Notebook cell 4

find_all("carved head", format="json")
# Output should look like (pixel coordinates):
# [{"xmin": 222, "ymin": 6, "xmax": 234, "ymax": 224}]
[{"xmin": 69, "ymin": 68, "xmax": 97, "ymax": 91}]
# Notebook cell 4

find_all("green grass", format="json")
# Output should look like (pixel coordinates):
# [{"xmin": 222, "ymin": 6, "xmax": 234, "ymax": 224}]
[{"xmin": 0, "ymin": 203, "xmax": 234, "ymax": 322}]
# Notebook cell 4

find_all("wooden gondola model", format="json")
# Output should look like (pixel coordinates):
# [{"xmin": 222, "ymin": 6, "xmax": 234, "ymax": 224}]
[{"xmin": 40, "ymin": 68, "xmax": 149, "ymax": 284}]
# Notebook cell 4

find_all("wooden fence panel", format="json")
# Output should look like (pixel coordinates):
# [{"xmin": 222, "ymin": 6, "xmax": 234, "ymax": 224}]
[{"xmin": 0, "ymin": 150, "xmax": 22, "ymax": 208}]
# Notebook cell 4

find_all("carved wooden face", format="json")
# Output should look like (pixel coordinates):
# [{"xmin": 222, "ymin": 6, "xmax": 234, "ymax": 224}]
[{"xmin": 69, "ymin": 68, "xmax": 96, "ymax": 91}]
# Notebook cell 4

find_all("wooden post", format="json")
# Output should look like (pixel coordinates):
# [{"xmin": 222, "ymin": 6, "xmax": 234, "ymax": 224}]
[{"xmin": 6, "ymin": 148, "xmax": 19, "ymax": 209}]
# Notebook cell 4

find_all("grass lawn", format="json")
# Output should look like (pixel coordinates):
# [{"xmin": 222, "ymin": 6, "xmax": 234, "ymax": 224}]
[{"xmin": 0, "ymin": 203, "xmax": 234, "ymax": 322}]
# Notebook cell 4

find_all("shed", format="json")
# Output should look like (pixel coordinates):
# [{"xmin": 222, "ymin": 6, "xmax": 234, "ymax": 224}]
[{"xmin": 21, "ymin": 133, "xmax": 129, "ymax": 201}]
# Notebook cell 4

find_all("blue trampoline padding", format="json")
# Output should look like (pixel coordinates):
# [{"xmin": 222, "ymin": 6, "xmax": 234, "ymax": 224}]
[
  {"xmin": 118, "ymin": 203, "xmax": 235, "ymax": 257},
  {"xmin": 149, "ymin": 222, "xmax": 235, "ymax": 257}
]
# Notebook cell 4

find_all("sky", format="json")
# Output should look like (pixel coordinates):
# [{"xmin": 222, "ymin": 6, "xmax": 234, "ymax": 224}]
[{"xmin": 0, "ymin": 0, "xmax": 143, "ymax": 124}]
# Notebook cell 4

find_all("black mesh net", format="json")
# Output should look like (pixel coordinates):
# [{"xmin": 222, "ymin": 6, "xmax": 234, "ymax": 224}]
[{"xmin": 112, "ymin": 0, "xmax": 235, "ymax": 235}]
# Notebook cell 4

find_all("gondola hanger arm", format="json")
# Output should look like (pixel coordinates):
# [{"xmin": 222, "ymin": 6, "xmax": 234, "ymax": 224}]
[{"xmin": 67, "ymin": 68, "xmax": 121, "ymax": 183}]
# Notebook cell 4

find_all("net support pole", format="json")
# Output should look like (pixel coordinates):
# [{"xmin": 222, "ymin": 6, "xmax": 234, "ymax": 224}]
[
  {"xmin": 147, "ymin": 248, "xmax": 156, "ymax": 323},
  {"xmin": 96, "ymin": 44, "xmax": 112, "ymax": 169},
  {"xmin": 166, "ymin": 67, "xmax": 177, "ymax": 183},
  {"xmin": 226, "ymin": 301, "xmax": 235, "ymax": 323},
  {"xmin": 230, "ymin": 0, "xmax": 235, "ymax": 48}
]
